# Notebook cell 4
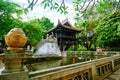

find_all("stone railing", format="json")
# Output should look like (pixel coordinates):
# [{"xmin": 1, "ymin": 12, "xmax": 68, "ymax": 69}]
[
  {"xmin": 29, "ymin": 53, "xmax": 120, "ymax": 80},
  {"xmin": 67, "ymin": 51, "xmax": 119, "ymax": 55}
]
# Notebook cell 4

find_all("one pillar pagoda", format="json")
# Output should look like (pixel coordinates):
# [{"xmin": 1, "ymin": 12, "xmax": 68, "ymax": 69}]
[{"xmin": 45, "ymin": 18, "xmax": 82, "ymax": 52}]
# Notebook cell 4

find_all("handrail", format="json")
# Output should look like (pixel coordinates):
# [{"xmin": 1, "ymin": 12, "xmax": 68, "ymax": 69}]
[
  {"xmin": 67, "ymin": 51, "xmax": 120, "ymax": 54},
  {"xmin": 29, "ymin": 54, "xmax": 120, "ymax": 80}
]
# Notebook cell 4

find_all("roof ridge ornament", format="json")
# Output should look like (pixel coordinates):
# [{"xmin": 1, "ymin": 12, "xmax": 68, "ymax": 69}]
[{"xmin": 62, "ymin": 18, "xmax": 73, "ymax": 27}]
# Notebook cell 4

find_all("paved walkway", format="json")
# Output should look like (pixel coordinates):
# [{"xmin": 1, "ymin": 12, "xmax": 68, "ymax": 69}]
[{"xmin": 104, "ymin": 69, "xmax": 120, "ymax": 80}]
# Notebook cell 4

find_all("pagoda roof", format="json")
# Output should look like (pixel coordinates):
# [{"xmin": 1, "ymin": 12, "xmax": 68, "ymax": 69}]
[{"xmin": 46, "ymin": 19, "xmax": 82, "ymax": 33}]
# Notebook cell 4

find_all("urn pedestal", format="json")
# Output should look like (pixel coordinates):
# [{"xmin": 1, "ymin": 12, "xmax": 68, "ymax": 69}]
[
  {"xmin": 2, "ymin": 50, "xmax": 27, "ymax": 73},
  {"xmin": 0, "ymin": 28, "xmax": 29, "ymax": 80}
]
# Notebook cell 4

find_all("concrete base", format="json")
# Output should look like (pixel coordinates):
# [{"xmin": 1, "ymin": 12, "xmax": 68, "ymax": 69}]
[
  {"xmin": 0, "ymin": 71, "xmax": 29, "ymax": 80},
  {"xmin": 0, "ymin": 66, "xmax": 29, "ymax": 80}
]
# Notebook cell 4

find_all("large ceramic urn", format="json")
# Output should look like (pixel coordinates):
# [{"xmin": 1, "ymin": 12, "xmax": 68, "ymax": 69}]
[
  {"xmin": 0, "ymin": 28, "xmax": 29, "ymax": 80},
  {"xmin": 4, "ymin": 28, "xmax": 27, "ymax": 50},
  {"xmin": 2, "ymin": 28, "xmax": 28, "ymax": 73}
]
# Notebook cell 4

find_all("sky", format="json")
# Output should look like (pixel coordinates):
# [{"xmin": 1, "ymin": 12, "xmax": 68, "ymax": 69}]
[{"xmin": 11, "ymin": 0, "xmax": 76, "ymax": 25}]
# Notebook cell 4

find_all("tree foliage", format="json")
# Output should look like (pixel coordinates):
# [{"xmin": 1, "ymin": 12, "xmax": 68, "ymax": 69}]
[
  {"xmin": 95, "ymin": 12, "xmax": 120, "ymax": 49},
  {"xmin": 25, "ymin": 0, "xmax": 68, "ymax": 15},
  {"xmin": 0, "ymin": 0, "xmax": 44, "ymax": 47},
  {"xmin": 21, "ymin": 19, "xmax": 44, "ymax": 46},
  {"xmin": 38, "ymin": 17, "xmax": 54, "ymax": 31},
  {"xmin": 0, "ymin": 0, "xmax": 22, "ymax": 40},
  {"xmin": 76, "ymin": 20, "xmax": 97, "ymax": 50},
  {"xmin": 74, "ymin": 0, "xmax": 120, "ymax": 22},
  {"xmin": 0, "ymin": 0, "xmax": 22, "ymax": 16},
  {"xmin": 25, "ymin": 0, "xmax": 120, "ymax": 20},
  {"xmin": 74, "ymin": 0, "xmax": 120, "ymax": 50}
]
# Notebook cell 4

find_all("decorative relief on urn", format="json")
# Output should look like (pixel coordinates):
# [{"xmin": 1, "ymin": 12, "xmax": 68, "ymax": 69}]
[{"xmin": 4, "ymin": 28, "xmax": 27, "ymax": 50}]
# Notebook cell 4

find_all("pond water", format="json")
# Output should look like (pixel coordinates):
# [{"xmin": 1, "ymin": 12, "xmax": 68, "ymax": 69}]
[
  {"xmin": 25, "ymin": 53, "xmax": 112, "ymax": 72},
  {"xmin": 25, "ymin": 58, "xmax": 67, "ymax": 71}
]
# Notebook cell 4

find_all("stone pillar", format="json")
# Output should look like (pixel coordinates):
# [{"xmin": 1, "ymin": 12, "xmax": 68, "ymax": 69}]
[
  {"xmin": 2, "ymin": 50, "xmax": 27, "ymax": 73},
  {"xmin": 91, "ymin": 62, "xmax": 97, "ymax": 80},
  {"xmin": 0, "ymin": 28, "xmax": 29, "ymax": 80},
  {"xmin": 111, "ymin": 59, "xmax": 115, "ymax": 71},
  {"xmin": 0, "ymin": 50, "xmax": 29, "ymax": 80}
]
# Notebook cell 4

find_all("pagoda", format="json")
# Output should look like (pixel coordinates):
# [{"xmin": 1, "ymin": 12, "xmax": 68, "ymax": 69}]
[{"xmin": 46, "ymin": 18, "xmax": 82, "ymax": 51}]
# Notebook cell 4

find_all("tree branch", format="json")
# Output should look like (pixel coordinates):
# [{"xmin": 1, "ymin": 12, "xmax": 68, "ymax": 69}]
[
  {"xmin": 25, "ymin": 0, "xmax": 34, "ymax": 9},
  {"xmin": 33, "ymin": 0, "xmax": 38, "ymax": 5},
  {"xmin": 80, "ymin": 0, "xmax": 87, "ymax": 10},
  {"xmin": 83, "ymin": 0, "xmax": 93, "ymax": 13},
  {"xmin": 24, "ymin": 0, "xmax": 38, "ymax": 10}
]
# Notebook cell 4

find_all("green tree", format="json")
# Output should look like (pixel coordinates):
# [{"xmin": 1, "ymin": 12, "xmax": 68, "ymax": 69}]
[
  {"xmin": 73, "ymin": 0, "xmax": 120, "ymax": 50},
  {"xmin": 95, "ymin": 12, "xmax": 120, "ymax": 50},
  {"xmin": 0, "ymin": 0, "xmax": 22, "ymax": 40},
  {"xmin": 76, "ymin": 20, "xmax": 97, "ymax": 50},
  {"xmin": 0, "ymin": 0, "xmax": 45, "ymax": 48},
  {"xmin": 21, "ymin": 19, "xmax": 44, "ymax": 46},
  {"xmin": 0, "ymin": 0, "xmax": 22, "ymax": 16},
  {"xmin": 38, "ymin": 17, "xmax": 54, "ymax": 31}
]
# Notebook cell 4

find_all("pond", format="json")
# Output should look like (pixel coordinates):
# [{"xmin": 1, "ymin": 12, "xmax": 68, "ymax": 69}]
[
  {"xmin": 25, "ymin": 58, "xmax": 67, "ymax": 71},
  {"xmin": 25, "ymin": 52, "xmax": 113, "ymax": 72}
]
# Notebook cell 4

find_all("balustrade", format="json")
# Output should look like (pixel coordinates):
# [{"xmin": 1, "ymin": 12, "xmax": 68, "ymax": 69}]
[
  {"xmin": 29, "ymin": 52, "xmax": 120, "ymax": 80},
  {"xmin": 96, "ymin": 62, "xmax": 112, "ymax": 79},
  {"xmin": 114, "ymin": 58, "xmax": 120, "ymax": 70}
]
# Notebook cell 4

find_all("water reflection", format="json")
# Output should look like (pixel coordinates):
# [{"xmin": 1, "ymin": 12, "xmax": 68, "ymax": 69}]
[{"xmin": 25, "ymin": 58, "xmax": 67, "ymax": 71}]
